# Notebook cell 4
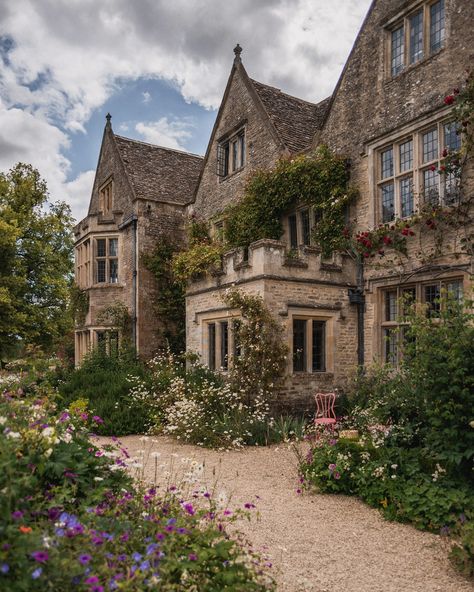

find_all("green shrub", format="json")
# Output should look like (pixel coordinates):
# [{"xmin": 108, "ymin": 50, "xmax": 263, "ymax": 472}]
[
  {"xmin": 451, "ymin": 520, "xmax": 474, "ymax": 579},
  {"xmin": 0, "ymin": 377, "xmax": 275, "ymax": 591},
  {"xmin": 58, "ymin": 348, "xmax": 149, "ymax": 436}
]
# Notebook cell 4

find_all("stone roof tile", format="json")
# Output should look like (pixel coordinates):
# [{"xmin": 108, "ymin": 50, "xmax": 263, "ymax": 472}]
[
  {"xmin": 114, "ymin": 135, "xmax": 203, "ymax": 205},
  {"xmin": 250, "ymin": 79, "xmax": 331, "ymax": 153}
]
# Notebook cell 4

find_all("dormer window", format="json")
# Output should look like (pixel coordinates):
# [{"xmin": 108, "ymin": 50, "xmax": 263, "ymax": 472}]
[
  {"xmin": 217, "ymin": 129, "xmax": 245, "ymax": 178},
  {"xmin": 388, "ymin": 0, "xmax": 445, "ymax": 78},
  {"xmin": 99, "ymin": 180, "xmax": 113, "ymax": 217}
]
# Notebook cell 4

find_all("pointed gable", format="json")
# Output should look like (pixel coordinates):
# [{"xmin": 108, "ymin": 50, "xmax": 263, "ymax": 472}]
[{"xmin": 114, "ymin": 136, "xmax": 203, "ymax": 205}]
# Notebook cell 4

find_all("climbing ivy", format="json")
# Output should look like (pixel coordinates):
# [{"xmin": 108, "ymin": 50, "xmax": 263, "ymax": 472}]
[
  {"xmin": 70, "ymin": 283, "xmax": 89, "ymax": 326},
  {"xmin": 225, "ymin": 145, "xmax": 357, "ymax": 257},
  {"xmin": 143, "ymin": 236, "xmax": 186, "ymax": 353}
]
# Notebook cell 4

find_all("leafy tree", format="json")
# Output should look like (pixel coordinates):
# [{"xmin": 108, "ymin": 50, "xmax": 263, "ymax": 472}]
[{"xmin": 0, "ymin": 163, "xmax": 74, "ymax": 362}]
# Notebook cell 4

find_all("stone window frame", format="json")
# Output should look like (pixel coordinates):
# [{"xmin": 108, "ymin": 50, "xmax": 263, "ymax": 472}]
[
  {"xmin": 289, "ymin": 310, "xmax": 334, "ymax": 375},
  {"xmin": 201, "ymin": 312, "xmax": 240, "ymax": 371},
  {"xmin": 99, "ymin": 177, "xmax": 114, "ymax": 218},
  {"xmin": 75, "ymin": 238, "xmax": 91, "ymax": 288},
  {"xmin": 368, "ymin": 109, "xmax": 461, "ymax": 226},
  {"xmin": 94, "ymin": 235, "xmax": 119, "ymax": 285},
  {"xmin": 379, "ymin": 276, "xmax": 464, "ymax": 364},
  {"xmin": 216, "ymin": 124, "xmax": 246, "ymax": 180},
  {"xmin": 95, "ymin": 328, "xmax": 120, "ymax": 357},
  {"xmin": 385, "ymin": 0, "xmax": 446, "ymax": 79}
]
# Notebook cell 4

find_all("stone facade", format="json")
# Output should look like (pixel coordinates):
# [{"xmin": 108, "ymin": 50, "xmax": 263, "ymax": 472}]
[
  {"xmin": 74, "ymin": 119, "xmax": 202, "ymax": 364},
  {"xmin": 75, "ymin": 0, "xmax": 473, "ymax": 412}
]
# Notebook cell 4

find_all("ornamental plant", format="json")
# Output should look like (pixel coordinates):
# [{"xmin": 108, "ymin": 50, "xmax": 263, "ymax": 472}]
[
  {"xmin": 0, "ymin": 375, "xmax": 275, "ymax": 591},
  {"xmin": 225, "ymin": 145, "xmax": 356, "ymax": 257}
]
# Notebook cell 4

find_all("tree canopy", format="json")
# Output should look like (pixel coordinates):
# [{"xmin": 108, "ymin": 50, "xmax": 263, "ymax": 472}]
[{"xmin": 0, "ymin": 163, "xmax": 74, "ymax": 362}]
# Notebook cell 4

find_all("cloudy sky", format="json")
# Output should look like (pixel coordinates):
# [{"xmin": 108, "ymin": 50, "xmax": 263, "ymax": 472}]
[{"xmin": 0, "ymin": 0, "xmax": 372, "ymax": 222}]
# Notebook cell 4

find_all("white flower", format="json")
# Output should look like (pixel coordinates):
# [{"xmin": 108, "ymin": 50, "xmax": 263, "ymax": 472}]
[
  {"xmin": 61, "ymin": 433, "xmax": 72, "ymax": 444},
  {"xmin": 6, "ymin": 431, "xmax": 21, "ymax": 439},
  {"xmin": 94, "ymin": 477, "xmax": 104, "ymax": 482},
  {"xmin": 391, "ymin": 464, "xmax": 398, "ymax": 470},
  {"xmin": 0, "ymin": 416, "xmax": 7, "ymax": 425},
  {"xmin": 44, "ymin": 448, "xmax": 53, "ymax": 457},
  {"xmin": 41, "ymin": 427, "xmax": 54, "ymax": 438}
]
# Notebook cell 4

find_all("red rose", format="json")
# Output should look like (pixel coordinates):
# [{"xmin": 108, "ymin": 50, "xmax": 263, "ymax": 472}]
[
  {"xmin": 442, "ymin": 148, "xmax": 448, "ymax": 157},
  {"xmin": 430, "ymin": 165, "xmax": 437, "ymax": 172},
  {"xmin": 444, "ymin": 95, "xmax": 455, "ymax": 105},
  {"xmin": 383, "ymin": 235, "xmax": 392, "ymax": 245}
]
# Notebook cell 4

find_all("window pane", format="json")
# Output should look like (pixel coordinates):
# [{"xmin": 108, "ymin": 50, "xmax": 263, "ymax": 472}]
[
  {"xmin": 232, "ymin": 140, "xmax": 238, "ymax": 171},
  {"xmin": 97, "ymin": 239, "xmax": 106, "ymax": 257},
  {"xmin": 430, "ymin": 0, "xmax": 445, "ymax": 53},
  {"xmin": 444, "ymin": 172, "xmax": 460, "ymax": 205},
  {"xmin": 97, "ymin": 259, "xmax": 106, "ymax": 283},
  {"xmin": 399, "ymin": 139, "xmax": 413, "ymax": 172},
  {"xmin": 409, "ymin": 11, "xmax": 424, "ymax": 64},
  {"xmin": 423, "ymin": 168, "xmax": 440, "ymax": 205},
  {"xmin": 289, "ymin": 214, "xmax": 298, "ymax": 250},
  {"xmin": 422, "ymin": 128, "xmax": 438, "ymax": 162},
  {"xmin": 109, "ymin": 331, "xmax": 119, "ymax": 357},
  {"xmin": 232, "ymin": 319, "xmax": 241, "ymax": 358},
  {"xmin": 208, "ymin": 324, "xmax": 216, "ymax": 370},
  {"xmin": 223, "ymin": 143, "xmax": 230, "ymax": 176},
  {"xmin": 97, "ymin": 331, "xmax": 106, "ymax": 354},
  {"xmin": 400, "ymin": 177, "xmax": 414, "ymax": 217},
  {"xmin": 384, "ymin": 328, "xmax": 398, "ymax": 364},
  {"xmin": 391, "ymin": 26, "xmax": 404, "ymax": 76},
  {"xmin": 239, "ymin": 133, "xmax": 245, "ymax": 168},
  {"xmin": 385, "ymin": 291, "xmax": 397, "ymax": 321},
  {"xmin": 312, "ymin": 321, "xmax": 325, "ymax": 372},
  {"xmin": 424, "ymin": 284, "xmax": 440, "ymax": 316},
  {"xmin": 109, "ymin": 238, "xmax": 118, "ymax": 256},
  {"xmin": 444, "ymin": 122, "xmax": 461, "ymax": 152},
  {"xmin": 381, "ymin": 147, "xmax": 394, "ymax": 179},
  {"xmin": 381, "ymin": 183, "xmax": 395, "ymax": 222},
  {"xmin": 109, "ymin": 259, "xmax": 119, "ymax": 283},
  {"xmin": 401, "ymin": 287, "xmax": 416, "ymax": 316},
  {"xmin": 446, "ymin": 280, "xmax": 463, "ymax": 303},
  {"xmin": 301, "ymin": 209, "xmax": 311, "ymax": 246},
  {"xmin": 293, "ymin": 319, "xmax": 306, "ymax": 372},
  {"xmin": 220, "ymin": 321, "xmax": 229, "ymax": 370}
]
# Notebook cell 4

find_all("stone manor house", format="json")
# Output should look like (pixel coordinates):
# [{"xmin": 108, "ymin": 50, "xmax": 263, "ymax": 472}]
[{"xmin": 74, "ymin": 0, "xmax": 473, "ymax": 408}]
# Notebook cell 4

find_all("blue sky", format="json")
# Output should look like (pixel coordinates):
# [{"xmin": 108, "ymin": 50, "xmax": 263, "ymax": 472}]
[{"xmin": 0, "ymin": 0, "xmax": 372, "ymax": 221}]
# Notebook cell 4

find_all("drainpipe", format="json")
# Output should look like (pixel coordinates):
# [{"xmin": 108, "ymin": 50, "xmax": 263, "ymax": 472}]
[
  {"xmin": 119, "ymin": 215, "xmax": 138, "ymax": 352},
  {"xmin": 348, "ymin": 255, "xmax": 365, "ymax": 370}
]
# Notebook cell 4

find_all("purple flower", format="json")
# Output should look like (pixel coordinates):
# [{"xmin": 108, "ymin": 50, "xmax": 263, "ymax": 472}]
[
  {"xmin": 188, "ymin": 553, "xmax": 198, "ymax": 561},
  {"xmin": 183, "ymin": 503, "xmax": 195, "ymax": 515},
  {"xmin": 58, "ymin": 412, "xmax": 70, "ymax": 423},
  {"xmin": 132, "ymin": 552, "xmax": 142, "ymax": 562},
  {"xmin": 139, "ymin": 560, "xmax": 150, "ymax": 571},
  {"xmin": 177, "ymin": 527, "xmax": 188, "ymax": 535},
  {"xmin": 93, "ymin": 416, "xmax": 104, "ymax": 424},
  {"xmin": 85, "ymin": 576, "xmax": 99, "ymax": 584},
  {"xmin": 11, "ymin": 510, "xmax": 24, "ymax": 520},
  {"xmin": 79, "ymin": 554, "xmax": 92, "ymax": 565},
  {"xmin": 328, "ymin": 463, "xmax": 336, "ymax": 472},
  {"xmin": 91, "ymin": 587, "xmax": 104, "ymax": 592},
  {"xmin": 32, "ymin": 567, "xmax": 42, "ymax": 579},
  {"xmin": 334, "ymin": 471, "xmax": 341, "ymax": 480},
  {"xmin": 1, "ymin": 564, "xmax": 9, "ymax": 574},
  {"xmin": 31, "ymin": 551, "xmax": 49, "ymax": 563},
  {"xmin": 244, "ymin": 503, "xmax": 256, "ymax": 509}
]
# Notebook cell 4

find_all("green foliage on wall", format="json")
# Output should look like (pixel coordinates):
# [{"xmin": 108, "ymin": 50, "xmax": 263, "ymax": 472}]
[
  {"xmin": 143, "ymin": 236, "xmax": 186, "ymax": 353},
  {"xmin": 222, "ymin": 289, "xmax": 288, "ymax": 404},
  {"xmin": 171, "ymin": 220, "xmax": 225, "ymax": 283},
  {"xmin": 70, "ymin": 283, "xmax": 89, "ymax": 326},
  {"xmin": 224, "ymin": 146, "xmax": 357, "ymax": 257},
  {"xmin": 96, "ymin": 301, "xmax": 132, "ymax": 338}
]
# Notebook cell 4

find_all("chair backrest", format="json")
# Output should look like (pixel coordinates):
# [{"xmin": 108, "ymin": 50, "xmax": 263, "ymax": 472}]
[{"xmin": 314, "ymin": 392, "xmax": 336, "ymax": 419}]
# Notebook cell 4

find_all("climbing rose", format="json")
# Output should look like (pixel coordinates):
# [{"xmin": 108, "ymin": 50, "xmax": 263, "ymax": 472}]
[{"xmin": 444, "ymin": 95, "xmax": 455, "ymax": 105}]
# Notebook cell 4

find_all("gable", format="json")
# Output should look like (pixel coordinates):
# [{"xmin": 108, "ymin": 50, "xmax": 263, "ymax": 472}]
[{"xmin": 192, "ymin": 61, "xmax": 286, "ymax": 220}]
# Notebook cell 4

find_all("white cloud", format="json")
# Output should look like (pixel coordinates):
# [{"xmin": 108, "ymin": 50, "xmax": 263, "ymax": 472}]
[
  {"xmin": 0, "ymin": 0, "xmax": 372, "ymax": 221},
  {"xmin": 135, "ymin": 117, "xmax": 194, "ymax": 150},
  {"xmin": 142, "ymin": 91, "xmax": 151, "ymax": 104},
  {"xmin": 62, "ymin": 170, "xmax": 96, "ymax": 221}
]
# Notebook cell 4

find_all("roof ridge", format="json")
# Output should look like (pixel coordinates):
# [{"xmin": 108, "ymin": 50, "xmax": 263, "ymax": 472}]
[{"xmin": 114, "ymin": 134, "xmax": 204, "ymax": 159}]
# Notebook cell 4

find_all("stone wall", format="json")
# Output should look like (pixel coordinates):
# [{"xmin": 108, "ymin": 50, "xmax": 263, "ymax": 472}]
[{"xmin": 186, "ymin": 240, "xmax": 358, "ymax": 411}]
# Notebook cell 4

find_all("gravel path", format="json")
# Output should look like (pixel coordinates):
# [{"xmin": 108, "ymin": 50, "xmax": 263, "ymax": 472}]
[{"xmin": 106, "ymin": 435, "xmax": 472, "ymax": 592}]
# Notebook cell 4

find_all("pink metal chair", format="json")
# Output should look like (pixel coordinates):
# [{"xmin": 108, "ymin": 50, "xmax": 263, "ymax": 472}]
[{"xmin": 314, "ymin": 392, "xmax": 337, "ymax": 431}]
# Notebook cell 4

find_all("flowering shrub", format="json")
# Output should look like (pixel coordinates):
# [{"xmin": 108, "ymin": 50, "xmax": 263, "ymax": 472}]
[
  {"xmin": 0, "ymin": 378, "xmax": 275, "ymax": 590},
  {"xmin": 128, "ymin": 351, "xmax": 276, "ymax": 449}
]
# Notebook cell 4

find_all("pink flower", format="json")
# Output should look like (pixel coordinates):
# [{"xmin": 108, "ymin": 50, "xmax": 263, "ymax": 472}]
[{"xmin": 334, "ymin": 471, "xmax": 341, "ymax": 480}]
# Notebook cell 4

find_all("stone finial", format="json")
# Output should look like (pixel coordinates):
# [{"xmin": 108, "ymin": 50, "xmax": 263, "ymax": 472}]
[
  {"xmin": 105, "ymin": 113, "xmax": 112, "ymax": 126},
  {"xmin": 233, "ymin": 43, "xmax": 242, "ymax": 63}
]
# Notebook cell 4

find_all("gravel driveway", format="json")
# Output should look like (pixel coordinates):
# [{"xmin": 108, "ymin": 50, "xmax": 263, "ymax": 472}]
[{"xmin": 105, "ymin": 435, "xmax": 472, "ymax": 592}]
